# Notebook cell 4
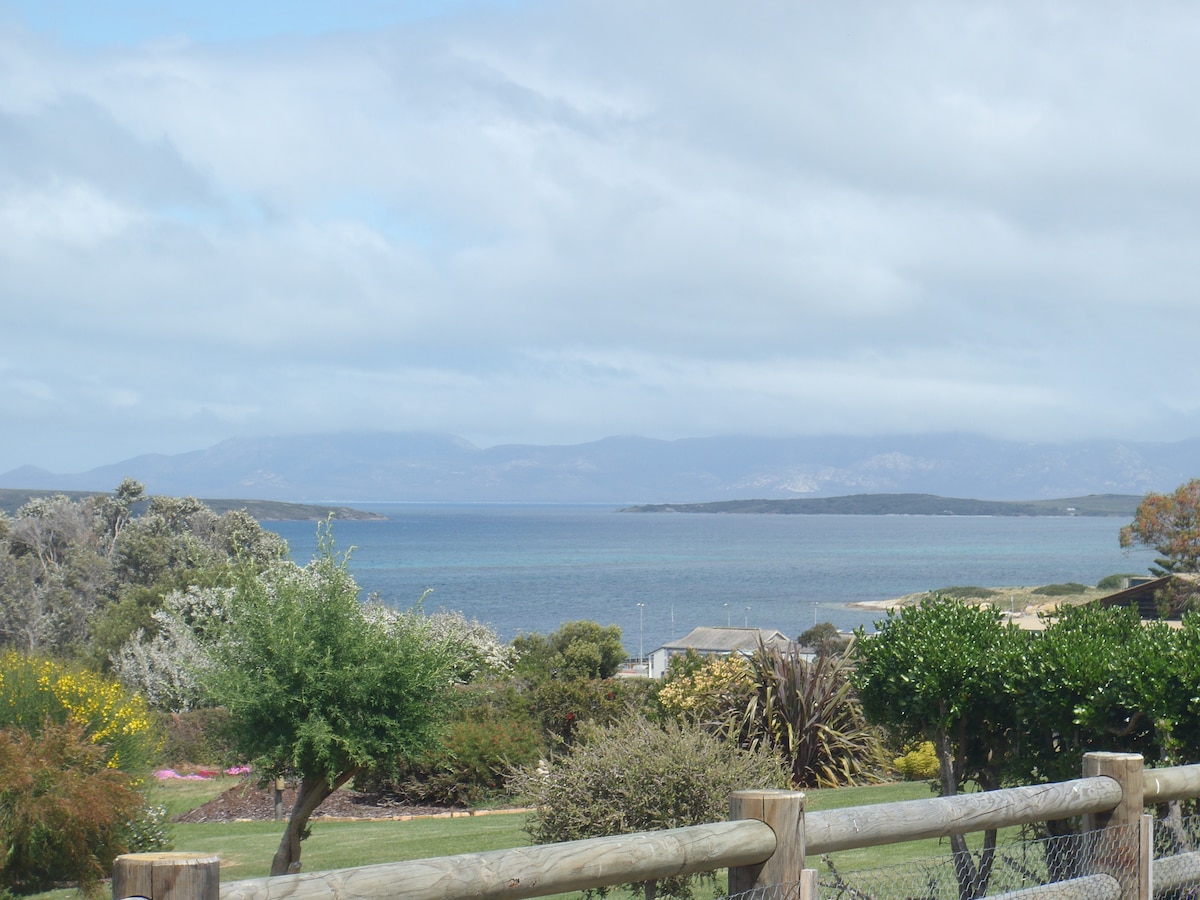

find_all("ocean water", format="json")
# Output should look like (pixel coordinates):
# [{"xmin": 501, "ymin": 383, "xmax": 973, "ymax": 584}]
[{"xmin": 266, "ymin": 504, "xmax": 1157, "ymax": 658}]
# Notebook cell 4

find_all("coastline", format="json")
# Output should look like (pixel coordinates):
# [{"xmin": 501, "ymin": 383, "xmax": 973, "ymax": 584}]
[{"xmin": 847, "ymin": 588, "xmax": 1090, "ymax": 631}]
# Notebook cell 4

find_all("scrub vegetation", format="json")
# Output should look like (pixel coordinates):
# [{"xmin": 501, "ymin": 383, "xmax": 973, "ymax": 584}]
[{"xmin": 4, "ymin": 480, "xmax": 1199, "ymax": 897}]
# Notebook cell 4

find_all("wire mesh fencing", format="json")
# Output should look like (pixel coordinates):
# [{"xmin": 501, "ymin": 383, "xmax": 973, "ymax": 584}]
[
  {"xmin": 727, "ymin": 825, "xmax": 1142, "ymax": 900},
  {"xmin": 1153, "ymin": 809, "xmax": 1200, "ymax": 900}
]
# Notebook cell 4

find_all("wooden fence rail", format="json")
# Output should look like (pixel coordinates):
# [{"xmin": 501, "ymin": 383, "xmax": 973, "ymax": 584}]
[
  {"xmin": 115, "ymin": 753, "xmax": 1200, "ymax": 900},
  {"xmin": 804, "ymin": 776, "xmax": 1123, "ymax": 855},
  {"xmin": 218, "ymin": 820, "xmax": 776, "ymax": 900}
]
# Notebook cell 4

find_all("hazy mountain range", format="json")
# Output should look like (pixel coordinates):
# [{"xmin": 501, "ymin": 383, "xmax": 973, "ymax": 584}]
[{"xmin": 1, "ymin": 432, "xmax": 1197, "ymax": 504}]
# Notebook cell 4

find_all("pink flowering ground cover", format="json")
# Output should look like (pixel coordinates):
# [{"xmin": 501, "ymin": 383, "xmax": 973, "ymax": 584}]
[{"xmin": 154, "ymin": 765, "xmax": 251, "ymax": 780}]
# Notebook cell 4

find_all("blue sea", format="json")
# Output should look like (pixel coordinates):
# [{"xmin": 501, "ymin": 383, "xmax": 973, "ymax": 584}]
[{"xmin": 266, "ymin": 505, "xmax": 1158, "ymax": 658}]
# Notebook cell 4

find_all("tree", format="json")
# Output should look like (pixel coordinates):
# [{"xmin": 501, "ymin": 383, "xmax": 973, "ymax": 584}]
[
  {"xmin": 1120, "ymin": 479, "xmax": 1200, "ymax": 575},
  {"xmin": 0, "ymin": 483, "xmax": 288, "ymax": 661},
  {"xmin": 110, "ymin": 585, "xmax": 231, "ymax": 712},
  {"xmin": 207, "ymin": 534, "xmax": 461, "ymax": 876},
  {"xmin": 1012, "ymin": 604, "xmax": 1162, "ymax": 786},
  {"xmin": 853, "ymin": 597, "xmax": 1027, "ymax": 900},
  {"xmin": 511, "ymin": 620, "xmax": 633, "ymax": 749},
  {"xmin": 512, "ymin": 620, "xmax": 626, "ymax": 681},
  {"xmin": 798, "ymin": 621, "xmax": 850, "ymax": 656}
]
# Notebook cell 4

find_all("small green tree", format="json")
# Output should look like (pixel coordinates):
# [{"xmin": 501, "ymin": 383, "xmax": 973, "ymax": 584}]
[
  {"xmin": 208, "ymin": 534, "xmax": 460, "ymax": 876},
  {"xmin": 512, "ymin": 620, "xmax": 626, "ymax": 680},
  {"xmin": 798, "ymin": 621, "xmax": 850, "ymax": 656},
  {"xmin": 853, "ymin": 597, "xmax": 1026, "ymax": 900},
  {"xmin": 1012, "ymin": 603, "xmax": 1161, "ymax": 785}
]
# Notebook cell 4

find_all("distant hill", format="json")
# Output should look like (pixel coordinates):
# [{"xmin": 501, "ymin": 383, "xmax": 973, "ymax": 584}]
[
  {"xmin": 620, "ymin": 493, "xmax": 1143, "ymax": 517},
  {"xmin": 0, "ymin": 488, "xmax": 384, "ymax": 521},
  {"xmin": 0, "ymin": 431, "xmax": 1197, "ymax": 504}
]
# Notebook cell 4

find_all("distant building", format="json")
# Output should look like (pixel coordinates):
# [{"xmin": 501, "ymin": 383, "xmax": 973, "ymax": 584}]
[
  {"xmin": 647, "ymin": 626, "xmax": 797, "ymax": 679},
  {"xmin": 1097, "ymin": 573, "xmax": 1200, "ymax": 622}
]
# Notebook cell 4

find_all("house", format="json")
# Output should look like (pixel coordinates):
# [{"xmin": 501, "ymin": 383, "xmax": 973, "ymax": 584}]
[
  {"xmin": 1097, "ymin": 573, "xmax": 1200, "ymax": 622},
  {"xmin": 647, "ymin": 626, "xmax": 796, "ymax": 679}
]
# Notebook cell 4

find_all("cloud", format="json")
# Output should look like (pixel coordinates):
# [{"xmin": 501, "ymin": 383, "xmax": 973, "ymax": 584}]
[{"xmin": 3, "ymin": 1, "xmax": 1200, "ymax": 473}]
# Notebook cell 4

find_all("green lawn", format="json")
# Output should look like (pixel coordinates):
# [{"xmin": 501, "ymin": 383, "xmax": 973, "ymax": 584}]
[
  {"xmin": 148, "ymin": 775, "xmax": 246, "ymax": 819},
  {"xmin": 156, "ymin": 779, "xmax": 996, "ymax": 885},
  {"xmin": 27, "ymin": 779, "xmax": 1010, "ymax": 900},
  {"xmin": 172, "ymin": 812, "xmax": 534, "ymax": 882}
]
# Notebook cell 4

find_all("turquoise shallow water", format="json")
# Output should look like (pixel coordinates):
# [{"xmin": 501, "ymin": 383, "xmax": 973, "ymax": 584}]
[{"xmin": 266, "ymin": 504, "xmax": 1157, "ymax": 656}]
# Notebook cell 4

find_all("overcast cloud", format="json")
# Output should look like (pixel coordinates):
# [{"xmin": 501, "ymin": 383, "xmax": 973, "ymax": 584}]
[{"xmin": 2, "ymin": 0, "xmax": 1199, "ymax": 473}]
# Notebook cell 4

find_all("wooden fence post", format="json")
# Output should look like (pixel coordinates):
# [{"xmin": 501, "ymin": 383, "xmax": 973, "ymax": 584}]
[
  {"xmin": 1082, "ymin": 752, "xmax": 1147, "ymax": 900},
  {"xmin": 112, "ymin": 852, "xmax": 220, "ymax": 900},
  {"xmin": 728, "ymin": 789, "xmax": 806, "ymax": 898}
]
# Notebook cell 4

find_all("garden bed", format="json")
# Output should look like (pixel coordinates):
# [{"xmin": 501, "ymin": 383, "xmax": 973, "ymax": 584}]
[{"xmin": 174, "ymin": 781, "xmax": 468, "ymax": 822}]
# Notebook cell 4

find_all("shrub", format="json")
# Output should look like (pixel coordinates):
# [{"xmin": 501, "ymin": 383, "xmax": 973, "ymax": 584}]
[
  {"xmin": 1033, "ymin": 582, "xmax": 1089, "ymax": 597},
  {"xmin": 527, "ymin": 676, "xmax": 651, "ymax": 749},
  {"xmin": 894, "ymin": 741, "xmax": 940, "ymax": 781},
  {"xmin": 739, "ymin": 644, "xmax": 887, "ymax": 787},
  {"xmin": 657, "ymin": 653, "xmax": 753, "ymax": 727},
  {"xmin": 511, "ymin": 716, "xmax": 789, "ymax": 899},
  {"xmin": 0, "ymin": 722, "xmax": 146, "ymax": 895},
  {"xmin": 159, "ymin": 707, "xmax": 237, "ymax": 768},
  {"xmin": 934, "ymin": 586, "xmax": 998, "ymax": 599},
  {"xmin": 379, "ymin": 714, "xmax": 543, "ymax": 806},
  {"xmin": 121, "ymin": 802, "xmax": 172, "ymax": 854},
  {"xmin": 0, "ymin": 652, "xmax": 158, "ymax": 774}
]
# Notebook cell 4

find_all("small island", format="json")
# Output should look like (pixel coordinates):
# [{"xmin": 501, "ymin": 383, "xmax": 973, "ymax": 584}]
[{"xmin": 620, "ymin": 492, "xmax": 1142, "ymax": 517}]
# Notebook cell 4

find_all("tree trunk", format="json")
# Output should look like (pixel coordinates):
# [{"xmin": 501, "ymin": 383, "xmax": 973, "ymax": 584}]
[
  {"xmin": 269, "ymin": 768, "xmax": 359, "ymax": 876},
  {"xmin": 938, "ymin": 730, "xmax": 998, "ymax": 900}
]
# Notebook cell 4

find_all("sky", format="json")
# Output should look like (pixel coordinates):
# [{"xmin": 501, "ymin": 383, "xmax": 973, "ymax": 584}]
[{"xmin": 4, "ymin": 1, "xmax": 1200, "ymax": 474}]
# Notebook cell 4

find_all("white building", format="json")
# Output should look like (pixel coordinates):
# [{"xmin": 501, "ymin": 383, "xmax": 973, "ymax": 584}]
[{"xmin": 647, "ymin": 626, "xmax": 796, "ymax": 678}]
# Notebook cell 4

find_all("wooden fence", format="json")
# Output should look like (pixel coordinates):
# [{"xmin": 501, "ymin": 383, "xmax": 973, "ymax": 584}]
[{"xmin": 114, "ymin": 752, "xmax": 1200, "ymax": 900}]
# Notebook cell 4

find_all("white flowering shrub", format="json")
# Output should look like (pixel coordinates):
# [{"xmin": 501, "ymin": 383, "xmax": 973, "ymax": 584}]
[
  {"xmin": 365, "ymin": 599, "xmax": 515, "ymax": 681},
  {"xmin": 110, "ymin": 586, "xmax": 230, "ymax": 711}
]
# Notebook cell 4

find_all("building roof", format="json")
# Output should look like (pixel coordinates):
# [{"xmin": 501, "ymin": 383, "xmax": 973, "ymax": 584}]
[
  {"xmin": 1098, "ymin": 574, "xmax": 1200, "ymax": 621},
  {"xmin": 654, "ymin": 626, "xmax": 792, "ymax": 655}
]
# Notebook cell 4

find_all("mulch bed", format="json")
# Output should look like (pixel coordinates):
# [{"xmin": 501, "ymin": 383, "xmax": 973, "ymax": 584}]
[{"xmin": 174, "ymin": 781, "xmax": 469, "ymax": 823}]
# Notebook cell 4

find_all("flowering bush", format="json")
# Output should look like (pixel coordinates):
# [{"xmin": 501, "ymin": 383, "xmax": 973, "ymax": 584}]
[
  {"xmin": 110, "ymin": 586, "xmax": 230, "ymax": 712},
  {"xmin": 894, "ymin": 741, "xmax": 940, "ymax": 781},
  {"xmin": 122, "ymin": 802, "xmax": 172, "ymax": 854},
  {"xmin": 657, "ymin": 653, "xmax": 754, "ymax": 725},
  {"xmin": 0, "ymin": 652, "xmax": 158, "ymax": 774}
]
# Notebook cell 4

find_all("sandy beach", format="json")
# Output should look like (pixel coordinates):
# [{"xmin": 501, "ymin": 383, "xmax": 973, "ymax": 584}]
[{"xmin": 847, "ymin": 587, "xmax": 1100, "ymax": 631}]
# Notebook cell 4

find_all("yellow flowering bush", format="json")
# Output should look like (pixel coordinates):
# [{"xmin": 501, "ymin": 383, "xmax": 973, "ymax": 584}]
[
  {"xmin": 0, "ymin": 652, "xmax": 158, "ymax": 774},
  {"xmin": 894, "ymin": 740, "xmax": 941, "ymax": 781},
  {"xmin": 657, "ymin": 653, "xmax": 754, "ymax": 725}
]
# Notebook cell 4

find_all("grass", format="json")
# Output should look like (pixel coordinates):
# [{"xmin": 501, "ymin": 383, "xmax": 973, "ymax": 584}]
[
  {"xmin": 804, "ymin": 781, "xmax": 1030, "ymax": 874},
  {"xmin": 147, "ymin": 774, "xmax": 245, "ymax": 819},
  {"xmin": 171, "ymin": 812, "xmax": 534, "ymax": 881},
  {"xmin": 23, "ymin": 778, "xmax": 1018, "ymax": 900},
  {"xmin": 155, "ymin": 779, "xmax": 994, "ymax": 881}
]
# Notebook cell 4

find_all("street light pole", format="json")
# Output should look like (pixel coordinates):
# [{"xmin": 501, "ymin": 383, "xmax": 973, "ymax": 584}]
[
  {"xmin": 636, "ymin": 602, "xmax": 645, "ymax": 663},
  {"xmin": 724, "ymin": 602, "xmax": 730, "ymax": 626},
  {"xmin": 744, "ymin": 605, "xmax": 750, "ymax": 627}
]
